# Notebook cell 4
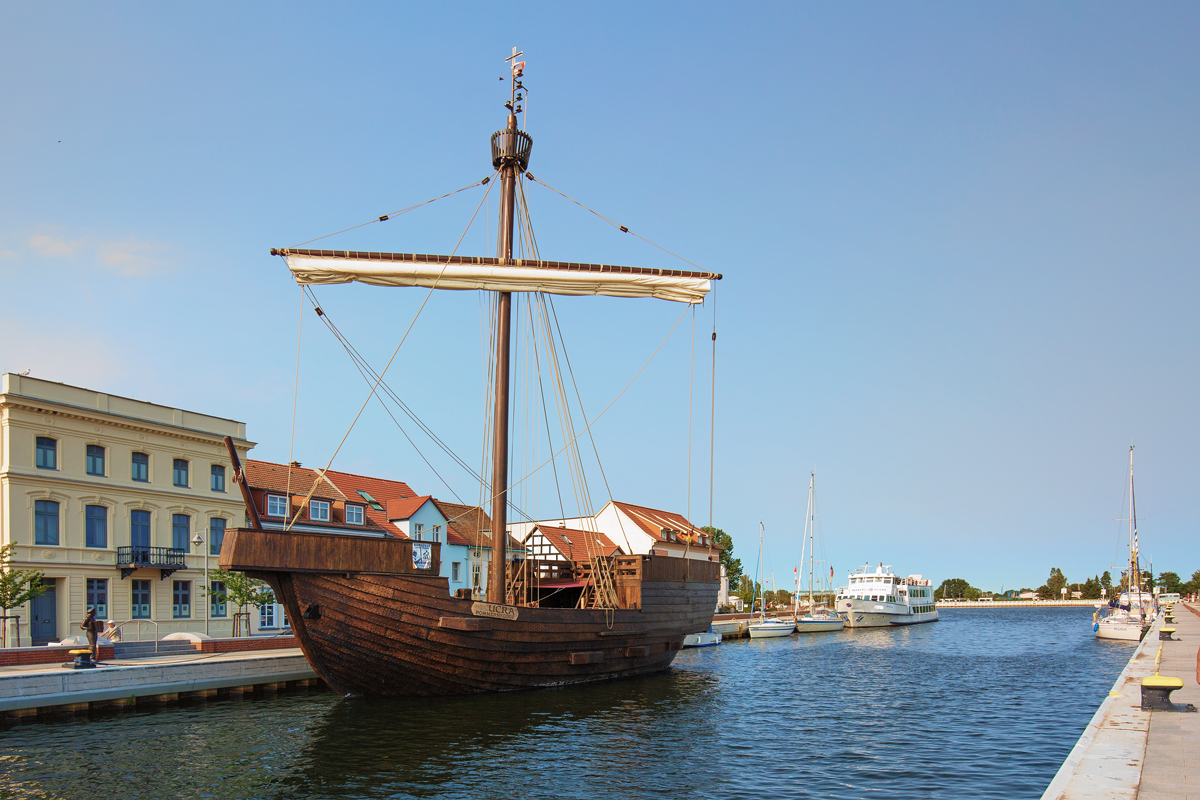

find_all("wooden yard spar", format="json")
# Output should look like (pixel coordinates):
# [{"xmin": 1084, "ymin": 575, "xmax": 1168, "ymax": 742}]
[{"xmin": 222, "ymin": 55, "xmax": 724, "ymax": 697}]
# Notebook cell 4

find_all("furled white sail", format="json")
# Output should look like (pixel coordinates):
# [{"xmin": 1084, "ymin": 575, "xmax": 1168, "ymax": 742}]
[{"xmin": 277, "ymin": 249, "xmax": 718, "ymax": 304}]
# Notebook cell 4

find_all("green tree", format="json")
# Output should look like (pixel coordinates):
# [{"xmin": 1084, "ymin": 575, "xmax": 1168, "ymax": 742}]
[
  {"xmin": 1100, "ymin": 571, "xmax": 1112, "ymax": 593},
  {"xmin": 0, "ymin": 543, "xmax": 50, "ymax": 647},
  {"xmin": 1046, "ymin": 567, "xmax": 1067, "ymax": 596},
  {"xmin": 1036, "ymin": 584, "xmax": 1055, "ymax": 600},
  {"xmin": 1081, "ymin": 576, "xmax": 1102, "ymax": 600},
  {"xmin": 703, "ymin": 526, "xmax": 742, "ymax": 589},
  {"xmin": 1158, "ymin": 571, "xmax": 1183, "ymax": 594},
  {"xmin": 1141, "ymin": 570, "xmax": 1154, "ymax": 591},
  {"xmin": 935, "ymin": 578, "xmax": 977, "ymax": 601},
  {"xmin": 210, "ymin": 568, "xmax": 275, "ymax": 636},
  {"xmin": 1184, "ymin": 569, "xmax": 1200, "ymax": 596},
  {"xmin": 735, "ymin": 575, "xmax": 760, "ymax": 609}
]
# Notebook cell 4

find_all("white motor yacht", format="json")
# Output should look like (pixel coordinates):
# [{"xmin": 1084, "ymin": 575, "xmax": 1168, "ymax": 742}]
[{"xmin": 836, "ymin": 564, "xmax": 939, "ymax": 628}]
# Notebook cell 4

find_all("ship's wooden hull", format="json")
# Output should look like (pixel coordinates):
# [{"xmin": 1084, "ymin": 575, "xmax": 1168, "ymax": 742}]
[
  {"xmin": 219, "ymin": 528, "xmax": 719, "ymax": 697},
  {"xmin": 268, "ymin": 570, "xmax": 717, "ymax": 697}
]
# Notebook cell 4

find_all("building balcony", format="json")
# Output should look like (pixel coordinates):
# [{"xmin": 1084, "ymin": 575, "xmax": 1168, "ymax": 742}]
[{"xmin": 117, "ymin": 546, "xmax": 187, "ymax": 580}]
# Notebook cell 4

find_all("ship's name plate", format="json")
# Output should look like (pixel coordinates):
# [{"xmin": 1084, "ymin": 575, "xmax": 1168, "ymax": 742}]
[{"xmin": 471, "ymin": 602, "xmax": 519, "ymax": 621}]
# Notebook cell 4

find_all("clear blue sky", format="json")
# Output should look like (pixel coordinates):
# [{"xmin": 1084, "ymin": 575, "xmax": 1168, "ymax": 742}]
[{"xmin": 3, "ymin": 3, "xmax": 1197, "ymax": 592}]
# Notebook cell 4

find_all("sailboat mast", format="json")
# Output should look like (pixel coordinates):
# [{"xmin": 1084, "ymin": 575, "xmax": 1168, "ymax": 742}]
[
  {"xmin": 1129, "ymin": 446, "xmax": 1140, "ymax": 603},
  {"xmin": 808, "ymin": 473, "xmax": 815, "ymax": 613},
  {"xmin": 488, "ymin": 113, "xmax": 518, "ymax": 605},
  {"xmin": 487, "ymin": 55, "xmax": 532, "ymax": 604}
]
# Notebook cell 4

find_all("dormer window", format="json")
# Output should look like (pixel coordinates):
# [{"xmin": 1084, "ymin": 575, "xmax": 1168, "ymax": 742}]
[
  {"xmin": 309, "ymin": 500, "xmax": 330, "ymax": 522},
  {"xmin": 346, "ymin": 504, "xmax": 364, "ymax": 525},
  {"xmin": 356, "ymin": 490, "xmax": 384, "ymax": 511},
  {"xmin": 266, "ymin": 495, "xmax": 288, "ymax": 517}
]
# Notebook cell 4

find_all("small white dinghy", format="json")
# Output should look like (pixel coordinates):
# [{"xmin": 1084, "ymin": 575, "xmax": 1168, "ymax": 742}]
[{"xmin": 682, "ymin": 631, "xmax": 722, "ymax": 647}]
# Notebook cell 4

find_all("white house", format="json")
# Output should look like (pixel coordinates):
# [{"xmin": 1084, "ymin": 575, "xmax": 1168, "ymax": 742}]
[
  {"xmin": 510, "ymin": 500, "xmax": 722, "ymax": 564},
  {"xmin": 386, "ymin": 496, "xmax": 522, "ymax": 599}
]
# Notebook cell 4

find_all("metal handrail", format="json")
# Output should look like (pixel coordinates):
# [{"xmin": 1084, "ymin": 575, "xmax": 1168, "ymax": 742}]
[
  {"xmin": 109, "ymin": 619, "xmax": 160, "ymax": 652},
  {"xmin": 116, "ymin": 546, "xmax": 186, "ymax": 567}
]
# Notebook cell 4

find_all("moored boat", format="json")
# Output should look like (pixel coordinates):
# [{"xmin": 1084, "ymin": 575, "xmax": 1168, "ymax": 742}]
[
  {"xmin": 835, "ymin": 564, "xmax": 939, "ymax": 628},
  {"xmin": 792, "ymin": 473, "xmax": 844, "ymax": 634},
  {"xmin": 218, "ymin": 51, "xmax": 722, "ymax": 696},
  {"xmin": 1095, "ymin": 446, "xmax": 1152, "ymax": 642}
]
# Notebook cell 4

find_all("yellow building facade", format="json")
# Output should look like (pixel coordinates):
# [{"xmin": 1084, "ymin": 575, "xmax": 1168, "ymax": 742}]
[{"xmin": 0, "ymin": 374, "xmax": 255, "ymax": 645}]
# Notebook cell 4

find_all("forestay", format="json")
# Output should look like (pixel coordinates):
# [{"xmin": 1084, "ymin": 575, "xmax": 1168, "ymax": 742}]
[{"xmin": 274, "ymin": 248, "xmax": 720, "ymax": 304}]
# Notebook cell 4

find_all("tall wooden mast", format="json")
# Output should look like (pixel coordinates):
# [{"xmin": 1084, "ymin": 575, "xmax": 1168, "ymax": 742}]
[{"xmin": 488, "ymin": 52, "xmax": 531, "ymax": 604}]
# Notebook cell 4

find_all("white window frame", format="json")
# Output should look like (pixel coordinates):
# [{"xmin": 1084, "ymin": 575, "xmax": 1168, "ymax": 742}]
[
  {"xmin": 414, "ymin": 522, "xmax": 425, "ymax": 541},
  {"xmin": 309, "ymin": 500, "xmax": 330, "ymax": 522},
  {"xmin": 452, "ymin": 561, "xmax": 461, "ymax": 581},
  {"xmin": 266, "ymin": 494, "xmax": 288, "ymax": 517},
  {"xmin": 345, "ymin": 504, "xmax": 364, "ymax": 526}
]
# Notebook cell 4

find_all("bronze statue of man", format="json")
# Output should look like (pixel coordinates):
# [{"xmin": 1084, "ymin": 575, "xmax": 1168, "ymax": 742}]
[{"xmin": 80, "ymin": 607, "xmax": 103, "ymax": 662}]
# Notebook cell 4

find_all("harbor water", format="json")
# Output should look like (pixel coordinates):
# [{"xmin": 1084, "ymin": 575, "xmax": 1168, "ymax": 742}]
[{"xmin": 0, "ymin": 607, "xmax": 1135, "ymax": 799}]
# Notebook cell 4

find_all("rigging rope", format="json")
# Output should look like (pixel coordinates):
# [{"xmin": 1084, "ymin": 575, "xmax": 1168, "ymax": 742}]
[
  {"xmin": 285, "ymin": 171, "xmax": 499, "ymax": 531},
  {"xmin": 286, "ymin": 285, "xmax": 304, "ymax": 514},
  {"xmin": 290, "ymin": 177, "xmax": 492, "ymax": 248},
  {"xmin": 526, "ymin": 174, "xmax": 705, "ymax": 271}
]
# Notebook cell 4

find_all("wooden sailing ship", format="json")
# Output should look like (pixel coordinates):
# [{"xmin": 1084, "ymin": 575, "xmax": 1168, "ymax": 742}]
[{"xmin": 219, "ymin": 53, "xmax": 722, "ymax": 697}]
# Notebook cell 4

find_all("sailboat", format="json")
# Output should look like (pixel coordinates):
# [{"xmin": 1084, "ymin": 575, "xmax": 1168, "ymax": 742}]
[
  {"xmin": 1095, "ymin": 446, "xmax": 1153, "ymax": 642},
  {"xmin": 748, "ymin": 523, "xmax": 796, "ymax": 638},
  {"xmin": 793, "ymin": 474, "xmax": 844, "ymax": 634},
  {"xmin": 218, "ymin": 53, "xmax": 723, "ymax": 696}
]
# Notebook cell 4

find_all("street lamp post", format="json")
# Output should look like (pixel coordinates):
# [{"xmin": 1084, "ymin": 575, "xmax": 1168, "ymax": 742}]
[{"xmin": 191, "ymin": 529, "xmax": 209, "ymax": 636}]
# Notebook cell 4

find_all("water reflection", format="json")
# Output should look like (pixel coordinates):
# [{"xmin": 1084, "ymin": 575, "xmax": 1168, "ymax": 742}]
[{"xmin": 285, "ymin": 670, "xmax": 719, "ymax": 798}]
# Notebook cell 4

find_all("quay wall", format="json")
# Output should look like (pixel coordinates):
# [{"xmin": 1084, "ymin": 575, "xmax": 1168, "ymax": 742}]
[
  {"xmin": 0, "ymin": 645, "xmax": 116, "ymax": 667},
  {"xmin": 0, "ymin": 636, "xmax": 297, "ymax": 667},
  {"xmin": 0, "ymin": 651, "xmax": 319, "ymax": 717},
  {"xmin": 937, "ymin": 600, "xmax": 1101, "ymax": 608}
]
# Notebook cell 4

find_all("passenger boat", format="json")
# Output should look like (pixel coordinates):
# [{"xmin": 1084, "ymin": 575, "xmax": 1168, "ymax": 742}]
[
  {"xmin": 835, "ymin": 564, "xmax": 939, "ymax": 628},
  {"xmin": 1095, "ymin": 446, "xmax": 1153, "ymax": 642},
  {"xmin": 792, "ymin": 473, "xmax": 844, "ymax": 634},
  {"xmin": 219, "ymin": 52, "xmax": 722, "ymax": 696}
]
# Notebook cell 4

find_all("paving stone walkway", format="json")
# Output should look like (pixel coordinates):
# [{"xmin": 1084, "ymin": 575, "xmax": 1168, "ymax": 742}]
[{"xmin": 1137, "ymin": 603, "xmax": 1200, "ymax": 800}]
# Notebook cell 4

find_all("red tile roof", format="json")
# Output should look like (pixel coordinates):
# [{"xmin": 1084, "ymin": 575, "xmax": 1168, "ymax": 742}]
[
  {"xmin": 611, "ymin": 501, "xmax": 724, "ymax": 551},
  {"xmin": 532, "ymin": 524, "xmax": 622, "ymax": 562},
  {"xmin": 385, "ymin": 495, "xmax": 432, "ymax": 522},
  {"xmin": 241, "ymin": 460, "xmax": 419, "ymax": 538},
  {"xmin": 244, "ymin": 460, "xmax": 344, "ymax": 500},
  {"xmin": 323, "ymin": 468, "xmax": 419, "ymax": 538}
]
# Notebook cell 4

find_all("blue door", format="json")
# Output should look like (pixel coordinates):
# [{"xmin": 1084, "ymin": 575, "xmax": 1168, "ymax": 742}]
[{"xmin": 30, "ymin": 580, "xmax": 56, "ymax": 645}]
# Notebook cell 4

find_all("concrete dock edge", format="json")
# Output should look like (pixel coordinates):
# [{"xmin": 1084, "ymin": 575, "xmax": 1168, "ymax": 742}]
[
  {"xmin": 1040, "ymin": 617, "xmax": 1162, "ymax": 800},
  {"xmin": 0, "ymin": 651, "xmax": 318, "ymax": 715}
]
